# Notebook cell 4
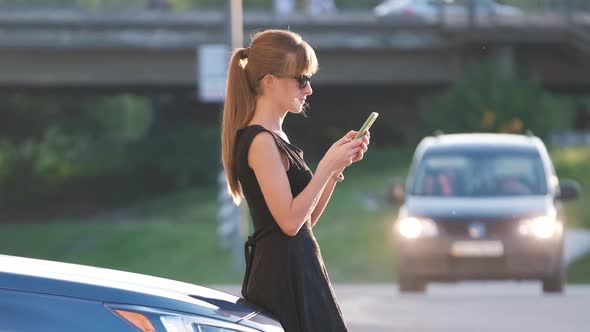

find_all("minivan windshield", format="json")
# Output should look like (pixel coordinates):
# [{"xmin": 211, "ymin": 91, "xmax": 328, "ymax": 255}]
[{"xmin": 410, "ymin": 150, "xmax": 547, "ymax": 197}]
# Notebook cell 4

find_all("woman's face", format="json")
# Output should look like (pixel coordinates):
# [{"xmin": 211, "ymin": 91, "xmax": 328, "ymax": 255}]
[{"xmin": 273, "ymin": 75, "xmax": 313, "ymax": 114}]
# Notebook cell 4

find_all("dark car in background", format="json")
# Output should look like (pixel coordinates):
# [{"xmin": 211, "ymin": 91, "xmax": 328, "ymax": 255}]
[
  {"xmin": 0, "ymin": 254, "xmax": 283, "ymax": 332},
  {"xmin": 393, "ymin": 133, "xmax": 580, "ymax": 293}
]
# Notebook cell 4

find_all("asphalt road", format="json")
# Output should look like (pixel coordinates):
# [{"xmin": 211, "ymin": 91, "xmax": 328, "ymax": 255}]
[
  {"xmin": 214, "ymin": 283, "xmax": 590, "ymax": 332},
  {"xmin": 338, "ymin": 283, "xmax": 590, "ymax": 332}
]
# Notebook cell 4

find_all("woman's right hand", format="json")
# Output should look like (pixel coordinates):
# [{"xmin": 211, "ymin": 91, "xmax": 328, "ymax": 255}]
[{"xmin": 319, "ymin": 131, "xmax": 364, "ymax": 174}]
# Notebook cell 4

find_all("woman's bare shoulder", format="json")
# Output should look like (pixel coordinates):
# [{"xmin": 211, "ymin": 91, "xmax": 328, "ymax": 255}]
[{"xmin": 248, "ymin": 130, "xmax": 280, "ymax": 164}]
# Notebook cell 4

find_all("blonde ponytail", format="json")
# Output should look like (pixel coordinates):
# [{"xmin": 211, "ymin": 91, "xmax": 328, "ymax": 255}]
[{"xmin": 221, "ymin": 47, "xmax": 256, "ymax": 205}]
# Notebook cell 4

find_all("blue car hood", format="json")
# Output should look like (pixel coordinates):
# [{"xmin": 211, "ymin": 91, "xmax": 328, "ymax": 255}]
[{"xmin": 0, "ymin": 255, "xmax": 256, "ymax": 323}]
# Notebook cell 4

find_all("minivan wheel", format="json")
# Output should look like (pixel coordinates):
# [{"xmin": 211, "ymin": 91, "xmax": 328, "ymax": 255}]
[
  {"xmin": 398, "ymin": 275, "xmax": 427, "ymax": 293},
  {"xmin": 542, "ymin": 270, "xmax": 564, "ymax": 293}
]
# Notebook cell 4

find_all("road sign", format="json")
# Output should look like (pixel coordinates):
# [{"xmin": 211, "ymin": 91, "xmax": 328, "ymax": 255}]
[{"xmin": 197, "ymin": 44, "xmax": 229, "ymax": 103}]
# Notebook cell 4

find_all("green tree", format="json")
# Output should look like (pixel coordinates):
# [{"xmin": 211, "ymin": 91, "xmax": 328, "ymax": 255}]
[
  {"xmin": 419, "ymin": 61, "xmax": 574, "ymax": 140},
  {"xmin": 0, "ymin": 93, "xmax": 151, "ymax": 211}
]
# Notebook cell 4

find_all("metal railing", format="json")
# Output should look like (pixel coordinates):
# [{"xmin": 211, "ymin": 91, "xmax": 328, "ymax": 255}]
[
  {"xmin": 1, "ymin": 0, "xmax": 588, "ymax": 45},
  {"xmin": 2, "ymin": 1, "xmax": 585, "ymax": 29}
]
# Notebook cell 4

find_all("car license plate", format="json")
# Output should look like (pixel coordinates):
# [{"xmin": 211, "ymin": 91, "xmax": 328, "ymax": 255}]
[{"xmin": 451, "ymin": 240, "xmax": 504, "ymax": 257}]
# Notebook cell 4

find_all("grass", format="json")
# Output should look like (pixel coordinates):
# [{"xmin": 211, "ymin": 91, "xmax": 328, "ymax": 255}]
[
  {"xmin": 568, "ymin": 254, "xmax": 590, "ymax": 284},
  {"xmin": 1, "ymin": 145, "xmax": 589, "ymax": 285},
  {"xmin": 549, "ymin": 146, "xmax": 590, "ymax": 229},
  {"xmin": 0, "ymin": 218, "xmax": 239, "ymax": 284}
]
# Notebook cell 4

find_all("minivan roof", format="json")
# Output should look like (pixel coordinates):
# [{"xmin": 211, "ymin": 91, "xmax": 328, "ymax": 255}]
[{"xmin": 418, "ymin": 133, "xmax": 544, "ymax": 153}]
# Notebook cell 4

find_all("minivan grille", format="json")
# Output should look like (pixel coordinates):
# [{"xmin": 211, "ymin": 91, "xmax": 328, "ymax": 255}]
[{"xmin": 436, "ymin": 219, "xmax": 519, "ymax": 238}]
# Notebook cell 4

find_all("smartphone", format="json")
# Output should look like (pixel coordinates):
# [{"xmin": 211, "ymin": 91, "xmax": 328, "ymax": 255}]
[{"xmin": 354, "ymin": 112, "xmax": 379, "ymax": 140}]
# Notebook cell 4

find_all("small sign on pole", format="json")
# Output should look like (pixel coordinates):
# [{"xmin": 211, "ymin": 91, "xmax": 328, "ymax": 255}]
[
  {"xmin": 217, "ymin": 171, "xmax": 239, "ymax": 248},
  {"xmin": 217, "ymin": 170, "xmax": 246, "ymax": 272},
  {"xmin": 197, "ymin": 44, "xmax": 229, "ymax": 103}
]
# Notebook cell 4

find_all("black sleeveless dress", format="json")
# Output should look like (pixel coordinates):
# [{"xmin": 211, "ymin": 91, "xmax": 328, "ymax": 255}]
[{"xmin": 234, "ymin": 125, "xmax": 348, "ymax": 332}]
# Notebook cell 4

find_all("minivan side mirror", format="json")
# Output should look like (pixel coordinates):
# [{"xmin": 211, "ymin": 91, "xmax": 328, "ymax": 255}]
[
  {"xmin": 387, "ymin": 177, "xmax": 406, "ymax": 205},
  {"xmin": 557, "ymin": 179, "xmax": 581, "ymax": 201}
]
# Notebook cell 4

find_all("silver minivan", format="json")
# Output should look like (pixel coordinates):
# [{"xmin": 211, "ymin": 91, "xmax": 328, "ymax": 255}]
[{"xmin": 394, "ymin": 133, "xmax": 580, "ymax": 293}]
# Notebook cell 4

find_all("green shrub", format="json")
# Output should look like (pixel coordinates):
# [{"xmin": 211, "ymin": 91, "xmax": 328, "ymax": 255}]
[
  {"xmin": 0, "ymin": 123, "xmax": 220, "ymax": 215},
  {"xmin": 130, "ymin": 124, "xmax": 221, "ymax": 190},
  {"xmin": 419, "ymin": 61, "xmax": 574, "ymax": 140},
  {"xmin": 0, "ymin": 92, "xmax": 221, "ymax": 217}
]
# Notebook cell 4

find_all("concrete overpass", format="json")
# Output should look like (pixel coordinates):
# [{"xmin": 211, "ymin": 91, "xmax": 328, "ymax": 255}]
[{"xmin": 0, "ymin": 10, "xmax": 589, "ymax": 91}]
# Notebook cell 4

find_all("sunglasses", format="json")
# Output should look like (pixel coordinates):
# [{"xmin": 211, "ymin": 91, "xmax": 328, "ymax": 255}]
[
  {"xmin": 258, "ymin": 74, "xmax": 312, "ymax": 89},
  {"xmin": 283, "ymin": 75, "xmax": 311, "ymax": 89}
]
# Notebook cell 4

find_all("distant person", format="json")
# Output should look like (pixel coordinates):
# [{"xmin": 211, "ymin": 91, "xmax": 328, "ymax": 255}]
[
  {"xmin": 436, "ymin": 170, "xmax": 454, "ymax": 196},
  {"xmin": 221, "ymin": 29, "xmax": 369, "ymax": 331},
  {"xmin": 422, "ymin": 169, "xmax": 454, "ymax": 196},
  {"xmin": 499, "ymin": 175, "xmax": 530, "ymax": 195},
  {"xmin": 305, "ymin": 0, "xmax": 337, "ymax": 16}
]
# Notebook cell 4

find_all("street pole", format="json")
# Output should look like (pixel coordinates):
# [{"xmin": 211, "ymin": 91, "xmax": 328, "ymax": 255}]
[
  {"xmin": 468, "ymin": 0, "xmax": 475, "ymax": 28},
  {"xmin": 225, "ymin": 0, "xmax": 245, "ymax": 273},
  {"xmin": 227, "ymin": 0, "xmax": 243, "ymax": 51}
]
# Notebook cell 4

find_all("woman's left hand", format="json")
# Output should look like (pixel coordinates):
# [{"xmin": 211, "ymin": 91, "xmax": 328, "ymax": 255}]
[
  {"xmin": 335, "ymin": 130, "xmax": 370, "ymax": 177},
  {"xmin": 352, "ymin": 130, "xmax": 370, "ymax": 162}
]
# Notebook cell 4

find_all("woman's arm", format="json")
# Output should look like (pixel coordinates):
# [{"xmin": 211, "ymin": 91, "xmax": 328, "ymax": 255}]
[
  {"xmin": 310, "ymin": 131, "xmax": 370, "ymax": 226},
  {"xmin": 249, "ymin": 131, "xmax": 361, "ymax": 236},
  {"xmin": 310, "ymin": 174, "xmax": 339, "ymax": 227}
]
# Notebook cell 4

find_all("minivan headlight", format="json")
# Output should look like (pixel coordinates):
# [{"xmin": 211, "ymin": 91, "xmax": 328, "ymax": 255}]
[
  {"xmin": 395, "ymin": 217, "xmax": 438, "ymax": 239},
  {"xmin": 107, "ymin": 304, "xmax": 280, "ymax": 332},
  {"xmin": 518, "ymin": 216, "xmax": 563, "ymax": 239}
]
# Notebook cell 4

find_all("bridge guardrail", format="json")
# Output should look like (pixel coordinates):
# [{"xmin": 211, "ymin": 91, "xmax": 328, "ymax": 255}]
[{"xmin": 0, "ymin": 0, "xmax": 588, "ymax": 29}]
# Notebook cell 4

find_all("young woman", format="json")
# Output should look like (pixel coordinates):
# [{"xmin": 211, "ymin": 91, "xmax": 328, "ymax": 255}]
[{"xmin": 221, "ymin": 29, "xmax": 370, "ymax": 332}]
